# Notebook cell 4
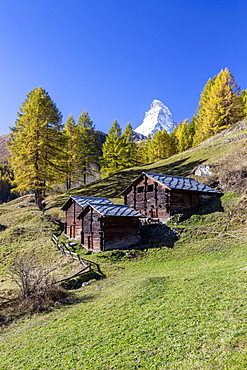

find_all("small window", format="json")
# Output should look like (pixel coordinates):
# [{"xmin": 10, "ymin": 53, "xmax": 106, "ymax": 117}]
[
  {"xmin": 137, "ymin": 186, "xmax": 144, "ymax": 193},
  {"xmin": 147, "ymin": 185, "xmax": 154, "ymax": 192}
]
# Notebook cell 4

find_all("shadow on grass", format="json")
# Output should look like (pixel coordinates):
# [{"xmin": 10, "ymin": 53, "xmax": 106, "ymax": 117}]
[
  {"xmin": 174, "ymin": 197, "xmax": 224, "ymax": 223},
  {"xmin": 198, "ymin": 197, "xmax": 224, "ymax": 215},
  {"xmin": 61, "ymin": 270, "xmax": 105, "ymax": 290},
  {"xmin": 140, "ymin": 224, "xmax": 179, "ymax": 249},
  {"xmin": 148, "ymin": 157, "xmax": 207, "ymax": 178},
  {"xmin": 138, "ymin": 197, "xmax": 223, "ymax": 248}
]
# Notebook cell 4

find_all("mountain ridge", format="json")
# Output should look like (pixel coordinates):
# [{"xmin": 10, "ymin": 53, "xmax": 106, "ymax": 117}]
[{"xmin": 0, "ymin": 134, "xmax": 10, "ymax": 159}]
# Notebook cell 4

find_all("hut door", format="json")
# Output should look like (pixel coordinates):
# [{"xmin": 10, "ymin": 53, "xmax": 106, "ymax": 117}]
[
  {"xmin": 88, "ymin": 236, "xmax": 93, "ymax": 250},
  {"xmin": 184, "ymin": 193, "xmax": 191, "ymax": 207},
  {"xmin": 81, "ymin": 232, "xmax": 84, "ymax": 245},
  {"xmin": 70, "ymin": 225, "xmax": 75, "ymax": 239},
  {"xmin": 151, "ymin": 208, "xmax": 158, "ymax": 218}
]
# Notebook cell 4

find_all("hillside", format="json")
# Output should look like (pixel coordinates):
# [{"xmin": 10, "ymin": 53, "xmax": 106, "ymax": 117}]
[
  {"xmin": 0, "ymin": 134, "xmax": 10, "ymax": 160},
  {"xmin": 47, "ymin": 119, "xmax": 247, "ymax": 214},
  {"xmin": 0, "ymin": 121, "xmax": 247, "ymax": 369}
]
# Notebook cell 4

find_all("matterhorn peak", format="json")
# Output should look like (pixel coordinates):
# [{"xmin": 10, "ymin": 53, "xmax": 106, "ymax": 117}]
[
  {"xmin": 134, "ymin": 99, "xmax": 177, "ymax": 137},
  {"xmin": 150, "ymin": 99, "xmax": 164, "ymax": 108}
]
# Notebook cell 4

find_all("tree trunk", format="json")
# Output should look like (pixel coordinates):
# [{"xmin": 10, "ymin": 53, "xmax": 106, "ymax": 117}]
[{"xmin": 35, "ymin": 190, "xmax": 43, "ymax": 210}]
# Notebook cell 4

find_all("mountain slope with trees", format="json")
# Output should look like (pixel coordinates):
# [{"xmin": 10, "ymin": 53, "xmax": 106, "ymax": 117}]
[{"xmin": 4, "ymin": 68, "xmax": 247, "ymax": 207}]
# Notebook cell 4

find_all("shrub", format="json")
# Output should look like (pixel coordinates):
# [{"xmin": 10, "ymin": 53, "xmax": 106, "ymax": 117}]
[{"xmin": 9, "ymin": 252, "xmax": 69, "ymax": 312}]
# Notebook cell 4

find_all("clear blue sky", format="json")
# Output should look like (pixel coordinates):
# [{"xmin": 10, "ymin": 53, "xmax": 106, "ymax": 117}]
[{"xmin": 0, "ymin": 0, "xmax": 246, "ymax": 136}]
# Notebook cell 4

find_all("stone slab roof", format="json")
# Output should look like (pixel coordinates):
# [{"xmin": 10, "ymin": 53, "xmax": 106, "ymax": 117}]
[
  {"xmin": 78, "ymin": 203, "xmax": 144, "ymax": 219},
  {"xmin": 144, "ymin": 172, "xmax": 221, "ymax": 193},
  {"xmin": 121, "ymin": 172, "xmax": 221, "ymax": 195},
  {"xmin": 61, "ymin": 196, "xmax": 113, "ymax": 210}
]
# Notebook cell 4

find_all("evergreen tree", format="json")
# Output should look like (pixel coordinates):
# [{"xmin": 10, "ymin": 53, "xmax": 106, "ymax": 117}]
[
  {"xmin": 77, "ymin": 110, "xmax": 100, "ymax": 184},
  {"xmin": 189, "ymin": 115, "xmax": 197, "ymax": 138},
  {"xmin": 143, "ymin": 135, "xmax": 153, "ymax": 164},
  {"xmin": 149, "ymin": 131, "xmax": 164, "ymax": 161},
  {"xmin": 8, "ymin": 87, "xmax": 63, "ymax": 207},
  {"xmin": 63, "ymin": 114, "xmax": 80, "ymax": 189},
  {"xmin": 169, "ymin": 132, "xmax": 178, "ymax": 156},
  {"xmin": 192, "ymin": 76, "xmax": 216, "ymax": 146},
  {"xmin": 121, "ymin": 122, "xmax": 138, "ymax": 167},
  {"xmin": 0, "ymin": 161, "xmax": 15, "ymax": 203},
  {"xmin": 100, "ymin": 120, "xmax": 127, "ymax": 178},
  {"xmin": 193, "ymin": 69, "xmax": 244, "ymax": 145},
  {"xmin": 135, "ymin": 138, "xmax": 150, "ymax": 165},
  {"xmin": 241, "ymin": 90, "xmax": 247, "ymax": 117},
  {"xmin": 174, "ymin": 119, "xmax": 193, "ymax": 152},
  {"xmin": 138, "ymin": 138, "xmax": 151, "ymax": 165},
  {"xmin": 148, "ymin": 130, "xmax": 175, "ymax": 162},
  {"xmin": 169, "ymin": 131, "xmax": 179, "ymax": 155}
]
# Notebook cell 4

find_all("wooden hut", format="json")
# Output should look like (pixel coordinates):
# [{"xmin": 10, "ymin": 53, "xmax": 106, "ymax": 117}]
[
  {"xmin": 61, "ymin": 196, "xmax": 113, "ymax": 240},
  {"xmin": 121, "ymin": 172, "xmax": 221, "ymax": 220},
  {"xmin": 77, "ymin": 203, "xmax": 144, "ymax": 251}
]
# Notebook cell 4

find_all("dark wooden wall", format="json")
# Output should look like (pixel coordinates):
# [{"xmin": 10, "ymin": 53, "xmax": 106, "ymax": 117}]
[
  {"xmin": 103, "ymin": 217, "xmax": 140, "ymax": 251},
  {"xmin": 82, "ymin": 209, "xmax": 102, "ymax": 251},
  {"xmin": 124, "ymin": 174, "xmax": 206, "ymax": 220},
  {"xmin": 169, "ymin": 190, "xmax": 200, "ymax": 213},
  {"xmin": 81, "ymin": 209, "xmax": 140, "ymax": 251},
  {"xmin": 65, "ymin": 201, "xmax": 83, "ymax": 240},
  {"xmin": 124, "ymin": 175, "xmax": 170, "ymax": 219}
]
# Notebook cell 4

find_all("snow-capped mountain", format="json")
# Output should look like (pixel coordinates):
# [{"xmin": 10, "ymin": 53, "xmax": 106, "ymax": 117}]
[{"xmin": 134, "ymin": 99, "xmax": 177, "ymax": 137}]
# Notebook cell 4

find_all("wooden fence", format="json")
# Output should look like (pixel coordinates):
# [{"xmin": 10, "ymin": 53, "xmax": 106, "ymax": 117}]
[
  {"xmin": 52, "ymin": 234, "xmax": 90, "ymax": 269},
  {"xmin": 51, "ymin": 234, "xmax": 105, "ymax": 279}
]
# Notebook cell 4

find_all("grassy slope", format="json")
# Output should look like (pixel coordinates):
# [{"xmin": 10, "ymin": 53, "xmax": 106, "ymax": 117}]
[
  {"xmin": 0, "ymin": 122, "xmax": 247, "ymax": 369},
  {"xmin": 47, "ymin": 120, "xmax": 247, "ymax": 214}
]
